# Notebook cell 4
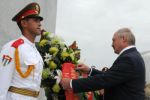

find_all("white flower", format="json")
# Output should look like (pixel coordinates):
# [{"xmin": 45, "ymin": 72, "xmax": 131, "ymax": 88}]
[
  {"xmin": 44, "ymin": 53, "xmax": 52, "ymax": 64},
  {"xmin": 55, "ymin": 35, "xmax": 65, "ymax": 42},
  {"xmin": 54, "ymin": 69, "xmax": 62, "ymax": 84},
  {"xmin": 49, "ymin": 70, "xmax": 55, "ymax": 78},
  {"xmin": 63, "ymin": 48, "xmax": 67, "ymax": 52},
  {"xmin": 48, "ymin": 32, "xmax": 55, "ymax": 38},
  {"xmin": 49, "ymin": 33, "xmax": 65, "ymax": 42},
  {"xmin": 60, "ymin": 43, "xmax": 65, "ymax": 49}
]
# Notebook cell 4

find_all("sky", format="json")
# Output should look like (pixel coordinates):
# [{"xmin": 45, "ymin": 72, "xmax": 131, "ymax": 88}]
[{"xmin": 55, "ymin": 0, "xmax": 150, "ymax": 69}]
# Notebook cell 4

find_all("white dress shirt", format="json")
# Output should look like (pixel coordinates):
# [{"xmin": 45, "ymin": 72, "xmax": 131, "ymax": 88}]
[{"xmin": 119, "ymin": 45, "xmax": 135, "ymax": 56}]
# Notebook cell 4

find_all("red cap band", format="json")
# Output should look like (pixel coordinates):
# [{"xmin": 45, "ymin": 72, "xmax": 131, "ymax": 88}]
[{"xmin": 16, "ymin": 10, "xmax": 38, "ymax": 22}]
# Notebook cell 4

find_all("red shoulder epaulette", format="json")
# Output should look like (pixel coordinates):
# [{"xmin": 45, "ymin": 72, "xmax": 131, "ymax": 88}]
[{"xmin": 11, "ymin": 38, "xmax": 24, "ymax": 48}]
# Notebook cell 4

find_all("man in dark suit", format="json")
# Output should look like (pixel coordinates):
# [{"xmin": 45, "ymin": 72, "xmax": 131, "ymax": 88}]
[{"xmin": 61, "ymin": 28, "xmax": 145, "ymax": 100}]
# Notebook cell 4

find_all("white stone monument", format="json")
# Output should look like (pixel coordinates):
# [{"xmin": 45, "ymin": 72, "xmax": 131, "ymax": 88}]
[{"xmin": 141, "ymin": 51, "xmax": 150, "ymax": 98}]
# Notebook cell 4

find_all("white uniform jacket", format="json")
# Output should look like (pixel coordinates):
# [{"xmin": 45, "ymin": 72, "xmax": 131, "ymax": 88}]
[{"xmin": 0, "ymin": 35, "xmax": 43, "ymax": 100}]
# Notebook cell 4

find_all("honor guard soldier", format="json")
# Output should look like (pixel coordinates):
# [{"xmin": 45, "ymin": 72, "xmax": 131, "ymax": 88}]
[{"xmin": 0, "ymin": 2, "xmax": 44, "ymax": 100}]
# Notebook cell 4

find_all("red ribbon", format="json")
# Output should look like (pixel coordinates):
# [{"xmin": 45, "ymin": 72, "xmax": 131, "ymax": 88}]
[{"xmin": 62, "ymin": 63, "xmax": 79, "ymax": 100}]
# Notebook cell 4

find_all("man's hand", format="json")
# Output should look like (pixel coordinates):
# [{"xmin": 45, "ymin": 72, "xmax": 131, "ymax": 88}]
[
  {"xmin": 76, "ymin": 64, "xmax": 91, "ymax": 74},
  {"xmin": 60, "ymin": 78, "xmax": 71, "ymax": 90}
]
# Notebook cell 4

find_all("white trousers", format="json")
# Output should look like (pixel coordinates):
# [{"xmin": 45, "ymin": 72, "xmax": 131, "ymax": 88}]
[{"xmin": 6, "ymin": 92, "xmax": 38, "ymax": 100}]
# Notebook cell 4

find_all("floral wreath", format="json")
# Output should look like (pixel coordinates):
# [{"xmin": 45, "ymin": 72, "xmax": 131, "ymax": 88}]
[{"xmin": 36, "ymin": 31, "xmax": 100, "ymax": 100}]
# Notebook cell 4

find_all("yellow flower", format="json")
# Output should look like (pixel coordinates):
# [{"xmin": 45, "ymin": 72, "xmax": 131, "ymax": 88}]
[
  {"xmin": 52, "ymin": 83, "xmax": 61, "ymax": 93},
  {"xmin": 42, "ymin": 68, "xmax": 50, "ymax": 79},
  {"xmin": 51, "ymin": 39, "xmax": 60, "ymax": 45},
  {"xmin": 49, "ymin": 47, "xmax": 58, "ymax": 53},
  {"xmin": 43, "ymin": 31, "xmax": 50, "ymax": 36},
  {"xmin": 49, "ymin": 47, "xmax": 58, "ymax": 56},
  {"xmin": 39, "ymin": 39, "xmax": 48, "ymax": 47},
  {"xmin": 49, "ymin": 60, "xmax": 57, "ymax": 69},
  {"xmin": 70, "ymin": 53, "xmax": 75, "ymax": 61},
  {"xmin": 74, "ymin": 50, "xmax": 80, "ymax": 55},
  {"xmin": 61, "ymin": 51, "xmax": 69, "ymax": 59}
]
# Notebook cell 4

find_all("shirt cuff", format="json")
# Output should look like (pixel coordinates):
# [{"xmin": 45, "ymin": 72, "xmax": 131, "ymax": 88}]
[
  {"xmin": 88, "ymin": 68, "xmax": 92, "ymax": 76},
  {"xmin": 70, "ymin": 68, "xmax": 92, "ymax": 88},
  {"xmin": 70, "ymin": 79, "xmax": 72, "ymax": 88}
]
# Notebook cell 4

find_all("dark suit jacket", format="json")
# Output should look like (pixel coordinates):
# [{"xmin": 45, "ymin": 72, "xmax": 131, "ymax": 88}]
[{"xmin": 72, "ymin": 47, "xmax": 145, "ymax": 100}]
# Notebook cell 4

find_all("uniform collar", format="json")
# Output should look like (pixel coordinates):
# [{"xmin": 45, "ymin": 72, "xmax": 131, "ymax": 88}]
[
  {"xmin": 119, "ymin": 45, "xmax": 135, "ymax": 56},
  {"xmin": 20, "ymin": 35, "xmax": 35, "ymax": 47}
]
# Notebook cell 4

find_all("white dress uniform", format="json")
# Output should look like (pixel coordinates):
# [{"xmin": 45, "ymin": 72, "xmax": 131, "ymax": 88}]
[{"xmin": 0, "ymin": 35, "xmax": 43, "ymax": 100}]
